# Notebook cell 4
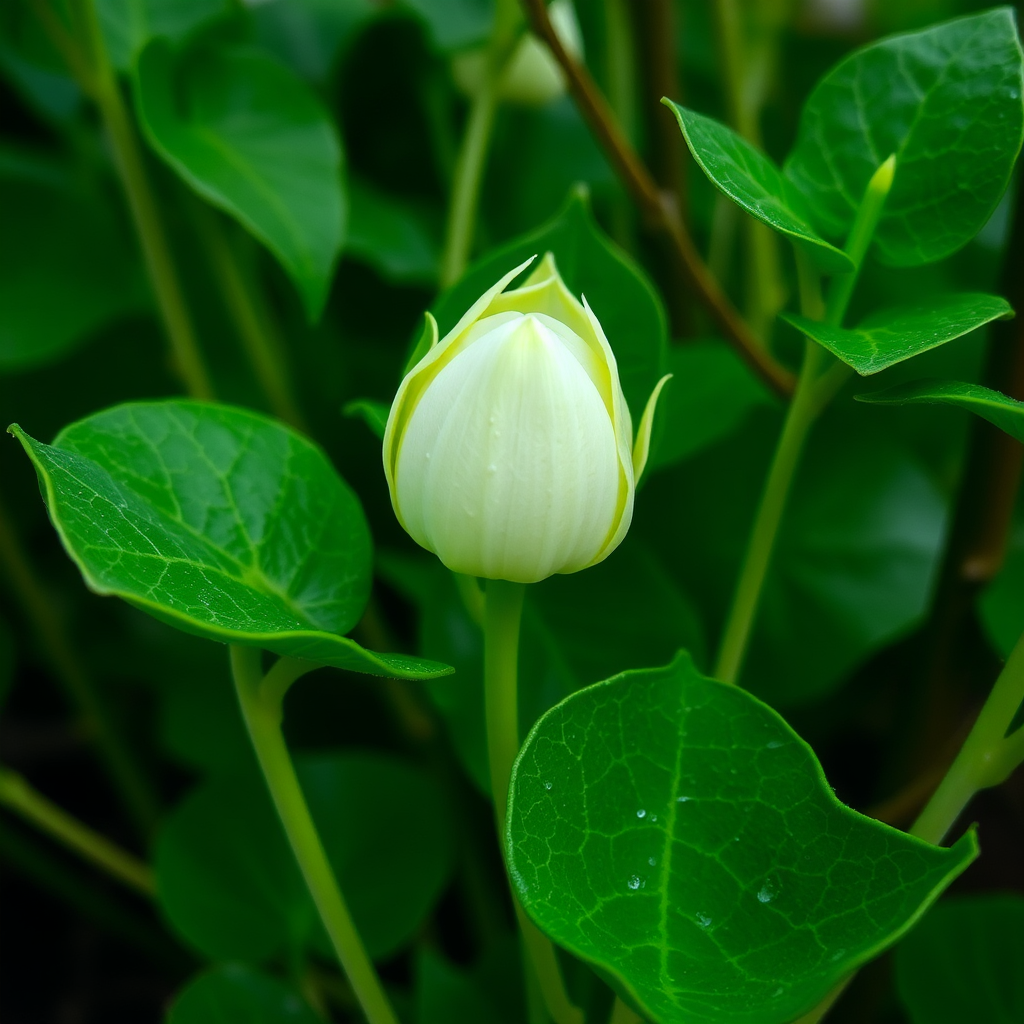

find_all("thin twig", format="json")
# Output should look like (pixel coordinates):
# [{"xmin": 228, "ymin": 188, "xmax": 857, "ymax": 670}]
[{"xmin": 520, "ymin": 0, "xmax": 795, "ymax": 397}]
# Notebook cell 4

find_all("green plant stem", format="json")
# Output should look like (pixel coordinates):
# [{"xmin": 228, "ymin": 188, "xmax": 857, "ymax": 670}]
[
  {"xmin": 911, "ymin": 626, "xmax": 1024, "ymax": 844},
  {"xmin": 484, "ymin": 581, "xmax": 583, "ymax": 1024},
  {"xmin": 0, "ymin": 768, "xmax": 154, "ymax": 896},
  {"xmin": 0, "ymin": 493, "xmax": 159, "ymax": 835},
  {"xmin": 440, "ymin": 78, "xmax": 500, "ymax": 288},
  {"xmin": 194, "ymin": 205, "xmax": 305, "ymax": 428},
  {"xmin": 74, "ymin": 0, "xmax": 214, "ymax": 399},
  {"xmin": 713, "ymin": 156, "xmax": 895, "ymax": 683},
  {"xmin": 230, "ymin": 646, "xmax": 398, "ymax": 1024}
]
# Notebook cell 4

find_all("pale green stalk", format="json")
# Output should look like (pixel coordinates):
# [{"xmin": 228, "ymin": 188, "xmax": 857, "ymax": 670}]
[
  {"xmin": 714, "ymin": 156, "xmax": 895, "ymax": 683},
  {"xmin": 0, "ymin": 767, "xmax": 154, "ymax": 896},
  {"xmin": 230, "ymin": 647, "xmax": 398, "ymax": 1024},
  {"xmin": 484, "ymin": 580, "xmax": 584, "ymax": 1024},
  {"xmin": 440, "ymin": 0, "xmax": 521, "ymax": 286},
  {"xmin": 75, "ymin": 0, "xmax": 214, "ymax": 399}
]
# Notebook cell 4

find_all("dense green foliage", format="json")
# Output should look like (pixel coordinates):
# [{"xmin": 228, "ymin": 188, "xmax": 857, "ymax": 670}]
[{"xmin": 0, "ymin": 2, "xmax": 1022, "ymax": 1023}]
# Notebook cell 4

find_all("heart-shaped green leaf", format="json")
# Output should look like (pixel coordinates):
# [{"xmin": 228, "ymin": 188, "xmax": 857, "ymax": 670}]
[
  {"xmin": 96, "ymin": 0, "xmax": 229, "ymax": 72},
  {"xmin": 894, "ymin": 895, "xmax": 1024, "ymax": 1023},
  {"xmin": 782, "ymin": 294, "xmax": 1013, "ymax": 375},
  {"xmin": 168, "ymin": 963, "xmax": 322, "ymax": 1024},
  {"xmin": 506, "ymin": 653, "xmax": 977, "ymax": 1024},
  {"xmin": 156, "ymin": 752, "xmax": 455, "ymax": 962},
  {"xmin": 429, "ymin": 186, "xmax": 667, "ymax": 425},
  {"xmin": 10, "ymin": 400, "xmax": 449, "ymax": 679},
  {"xmin": 856, "ymin": 379, "xmax": 1024, "ymax": 442},
  {"xmin": 0, "ymin": 174, "xmax": 148, "ymax": 370},
  {"xmin": 134, "ymin": 40, "xmax": 345, "ymax": 320},
  {"xmin": 664, "ymin": 103, "xmax": 852, "ymax": 274},
  {"xmin": 785, "ymin": 8, "xmax": 1024, "ymax": 267}
]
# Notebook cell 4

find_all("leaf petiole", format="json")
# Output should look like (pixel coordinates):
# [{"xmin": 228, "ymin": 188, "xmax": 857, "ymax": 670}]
[{"xmin": 230, "ymin": 646, "xmax": 399, "ymax": 1024}]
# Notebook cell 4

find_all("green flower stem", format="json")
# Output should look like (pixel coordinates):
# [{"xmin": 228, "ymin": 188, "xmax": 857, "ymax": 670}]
[
  {"xmin": 0, "ymin": 494, "xmax": 159, "ymax": 835},
  {"xmin": 911, "ymin": 625, "xmax": 1024, "ymax": 845},
  {"xmin": 230, "ymin": 646, "xmax": 398, "ymax": 1024},
  {"xmin": 439, "ymin": 0, "xmax": 522, "ymax": 287},
  {"xmin": 714, "ymin": 156, "xmax": 896, "ymax": 684},
  {"xmin": 77, "ymin": 0, "xmax": 214, "ymax": 400},
  {"xmin": 484, "ymin": 580, "xmax": 583, "ymax": 1024},
  {"xmin": 192, "ymin": 204, "xmax": 305, "ymax": 428},
  {"xmin": 0, "ymin": 767, "xmax": 154, "ymax": 897}
]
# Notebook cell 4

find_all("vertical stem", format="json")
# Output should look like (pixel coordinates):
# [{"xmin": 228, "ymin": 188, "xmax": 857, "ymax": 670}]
[
  {"xmin": 440, "ymin": 80, "xmax": 500, "ymax": 288},
  {"xmin": 484, "ymin": 581, "xmax": 583, "ymax": 1024},
  {"xmin": 0, "ymin": 493, "xmax": 159, "ymax": 834},
  {"xmin": 194, "ymin": 205, "xmax": 306, "ymax": 428},
  {"xmin": 713, "ymin": 340, "xmax": 828, "ymax": 683},
  {"xmin": 230, "ymin": 646, "xmax": 398, "ymax": 1024},
  {"xmin": 77, "ymin": 0, "xmax": 214, "ymax": 399},
  {"xmin": 0, "ymin": 768, "xmax": 154, "ymax": 896},
  {"xmin": 713, "ymin": 156, "xmax": 896, "ymax": 683}
]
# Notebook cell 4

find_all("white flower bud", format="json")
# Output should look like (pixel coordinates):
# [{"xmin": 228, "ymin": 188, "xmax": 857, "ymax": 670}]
[
  {"xmin": 452, "ymin": 0, "xmax": 583, "ymax": 108},
  {"xmin": 383, "ymin": 253, "xmax": 669, "ymax": 584}
]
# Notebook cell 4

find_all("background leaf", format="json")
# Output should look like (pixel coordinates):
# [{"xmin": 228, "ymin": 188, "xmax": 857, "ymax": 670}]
[
  {"xmin": 507, "ymin": 654, "xmax": 978, "ymax": 1024},
  {"xmin": 134, "ymin": 40, "xmax": 345, "ymax": 320},
  {"xmin": 894, "ymin": 895, "xmax": 1024, "ymax": 1023},
  {"xmin": 96, "ymin": 0, "xmax": 230, "ymax": 72},
  {"xmin": 856, "ymin": 379, "xmax": 1024, "ymax": 442},
  {"xmin": 785, "ymin": 8, "xmax": 1024, "ymax": 266},
  {"xmin": 167, "ymin": 963, "xmax": 322, "ymax": 1024},
  {"xmin": 649, "ymin": 342, "xmax": 776, "ymax": 472},
  {"xmin": 665, "ymin": 103, "xmax": 852, "ymax": 274},
  {"xmin": 11, "ymin": 401, "xmax": 447, "ymax": 678},
  {"xmin": 402, "ymin": 0, "xmax": 493, "ymax": 52},
  {"xmin": 156, "ymin": 752, "xmax": 455, "ymax": 962},
  {"xmin": 429, "ymin": 186, "xmax": 667, "ymax": 424},
  {"xmin": 0, "ymin": 174, "xmax": 148, "ymax": 370},
  {"xmin": 782, "ymin": 294, "xmax": 1013, "ymax": 375}
]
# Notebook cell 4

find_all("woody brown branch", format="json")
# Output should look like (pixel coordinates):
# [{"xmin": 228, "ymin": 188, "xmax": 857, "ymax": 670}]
[{"xmin": 520, "ymin": 0, "xmax": 796, "ymax": 398}]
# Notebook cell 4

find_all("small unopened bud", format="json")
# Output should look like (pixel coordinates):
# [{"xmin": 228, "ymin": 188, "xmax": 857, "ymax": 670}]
[{"xmin": 383, "ymin": 254, "xmax": 668, "ymax": 583}]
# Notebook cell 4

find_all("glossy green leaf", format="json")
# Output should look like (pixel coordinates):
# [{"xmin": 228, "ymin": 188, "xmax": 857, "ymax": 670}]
[
  {"xmin": 0, "ymin": 177, "xmax": 148, "ymax": 370},
  {"xmin": 665, "ymin": 104, "xmax": 852, "ymax": 274},
  {"xmin": 782, "ymin": 294, "xmax": 1013, "ymax": 375},
  {"xmin": 856, "ymin": 379, "xmax": 1024, "ymax": 442},
  {"xmin": 430, "ymin": 186, "xmax": 667, "ymax": 424},
  {"xmin": 785, "ymin": 8, "xmax": 1024, "ymax": 266},
  {"xmin": 247, "ymin": 0, "xmax": 375, "ymax": 81},
  {"xmin": 343, "ymin": 398, "xmax": 389, "ymax": 441},
  {"xmin": 649, "ymin": 342, "xmax": 775, "ymax": 472},
  {"xmin": 96, "ymin": 0, "xmax": 229, "ymax": 72},
  {"xmin": 134, "ymin": 40, "xmax": 345, "ymax": 321},
  {"xmin": 380, "ymin": 534, "xmax": 704, "ymax": 794},
  {"xmin": 347, "ymin": 177, "xmax": 439, "ymax": 285},
  {"xmin": 403, "ymin": 0, "xmax": 493, "ymax": 52},
  {"xmin": 507, "ymin": 653, "xmax": 978, "ymax": 1024},
  {"xmin": 894, "ymin": 895, "xmax": 1024, "ymax": 1023},
  {"xmin": 167, "ymin": 963, "xmax": 321, "ymax": 1024},
  {"xmin": 156, "ymin": 752, "xmax": 455, "ymax": 962},
  {"xmin": 10, "ymin": 400, "xmax": 449, "ymax": 679},
  {"xmin": 639, "ymin": 409, "xmax": 947, "ymax": 705}
]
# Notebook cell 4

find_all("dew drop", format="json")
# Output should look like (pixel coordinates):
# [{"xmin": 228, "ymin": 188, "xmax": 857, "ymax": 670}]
[
  {"xmin": 766, "ymin": 740, "xmax": 783, "ymax": 750},
  {"xmin": 648, "ymin": 856, "xmax": 657, "ymax": 867},
  {"xmin": 831, "ymin": 948, "xmax": 846, "ymax": 962},
  {"xmin": 773, "ymin": 987, "xmax": 784, "ymax": 998},
  {"xmin": 627, "ymin": 875, "xmax": 641, "ymax": 890},
  {"xmin": 757, "ymin": 878, "xmax": 779, "ymax": 904},
  {"xmin": 650, "ymin": 814, "xmax": 658, "ymax": 823},
  {"xmin": 636, "ymin": 809, "xmax": 646, "ymax": 819},
  {"xmin": 696, "ymin": 912, "xmax": 712, "ymax": 928},
  {"xmin": 487, "ymin": 464, "xmax": 497, "ymax": 474},
  {"xmin": 676, "ymin": 795, "xmax": 690, "ymax": 803},
  {"xmin": 424, "ymin": 452, "xmax": 432, "ymax": 460},
  {"xmin": 543, "ymin": 781, "xmax": 553, "ymax": 791}
]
